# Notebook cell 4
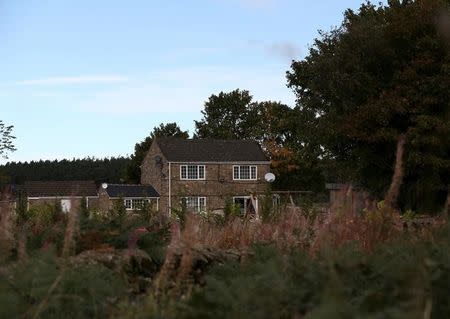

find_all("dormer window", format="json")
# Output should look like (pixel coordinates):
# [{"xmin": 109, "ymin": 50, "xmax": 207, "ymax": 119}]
[
  {"xmin": 233, "ymin": 165, "xmax": 257, "ymax": 180},
  {"xmin": 180, "ymin": 165, "xmax": 205, "ymax": 180}
]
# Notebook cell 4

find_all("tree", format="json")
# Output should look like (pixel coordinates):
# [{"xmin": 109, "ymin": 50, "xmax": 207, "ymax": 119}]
[
  {"xmin": 287, "ymin": 0, "xmax": 450, "ymax": 211},
  {"xmin": 195, "ymin": 90, "xmax": 325, "ymax": 192},
  {"xmin": 125, "ymin": 123, "xmax": 189, "ymax": 183},
  {"xmin": 1, "ymin": 157, "xmax": 130, "ymax": 184},
  {"xmin": 194, "ymin": 89, "xmax": 255, "ymax": 139},
  {"xmin": 0, "ymin": 120, "xmax": 16, "ymax": 158}
]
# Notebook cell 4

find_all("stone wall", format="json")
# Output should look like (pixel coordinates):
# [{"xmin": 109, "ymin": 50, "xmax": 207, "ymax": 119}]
[{"xmin": 141, "ymin": 141, "xmax": 270, "ymax": 213}]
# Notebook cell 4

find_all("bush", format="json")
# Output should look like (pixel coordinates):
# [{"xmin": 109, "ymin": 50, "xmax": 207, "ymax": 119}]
[
  {"xmin": 26, "ymin": 203, "xmax": 66, "ymax": 252},
  {"xmin": 0, "ymin": 252, "xmax": 127, "ymax": 319},
  {"xmin": 175, "ymin": 224, "xmax": 450, "ymax": 319}
]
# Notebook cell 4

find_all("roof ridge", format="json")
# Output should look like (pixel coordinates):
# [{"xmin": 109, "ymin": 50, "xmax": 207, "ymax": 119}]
[{"xmin": 25, "ymin": 180, "xmax": 96, "ymax": 183}]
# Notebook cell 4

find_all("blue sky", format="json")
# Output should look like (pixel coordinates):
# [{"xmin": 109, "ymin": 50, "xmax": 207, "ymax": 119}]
[{"xmin": 1, "ymin": 0, "xmax": 370, "ymax": 163}]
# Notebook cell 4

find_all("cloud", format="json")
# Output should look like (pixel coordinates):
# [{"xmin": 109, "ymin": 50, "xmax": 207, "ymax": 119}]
[
  {"xmin": 16, "ymin": 75, "xmax": 128, "ymax": 85},
  {"xmin": 266, "ymin": 42, "xmax": 301, "ymax": 60}
]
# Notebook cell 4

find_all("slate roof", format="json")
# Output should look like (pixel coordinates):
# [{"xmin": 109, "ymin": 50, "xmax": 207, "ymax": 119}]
[
  {"xmin": 23, "ymin": 181, "xmax": 98, "ymax": 197},
  {"xmin": 155, "ymin": 138, "xmax": 270, "ymax": 162},
  {"xmin": 103, "ymin": 184, "xmax": 159, "ymax": 198}
]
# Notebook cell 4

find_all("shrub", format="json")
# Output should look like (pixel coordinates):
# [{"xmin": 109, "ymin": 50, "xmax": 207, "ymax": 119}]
[
  {"xmin": 176, "ymin": 223, "xmax": 450, "ymax": 319},
  {"xmin": 0, "ymin": 252, "xmax": 127, "ymax": 319}
]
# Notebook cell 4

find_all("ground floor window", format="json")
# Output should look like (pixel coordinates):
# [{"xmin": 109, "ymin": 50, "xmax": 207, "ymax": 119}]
[
  {"xmin": 181, "ymin": 197, "xmax": 206, "ymax": 212},
  {"xmin": 124, "ymin": 198, "xmax": 154, "ymax": 210},
  {"xmin": 61, "ymin": 199, "xmax": 71, "ymax": 213},
  {"xmin": 233, "ymin": 196, "xmax": 258, "ymax": 216}
]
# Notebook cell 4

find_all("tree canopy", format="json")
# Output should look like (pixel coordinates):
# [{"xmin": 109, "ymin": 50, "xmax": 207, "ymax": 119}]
[
  {"xmin": 287, "ymin": 0, "xmax": 450, "ymax": 211},
  {"xmin": 194, "ymin": 89, "xmax": 255, "ymax": 139},
  {"xmin": 125, "ymin": 123, "xmax": 189, "ymax": 183},
  {"xmin": 194, "ymin": 89, "xmax": 325, "ymax": 192},
  {"xmin": 0, "ymin": 157, "xmax": 130, "ymax": 185},
  {"xmin": 0, "ymin": 120, "xmax": 16, "ymax": 159}
]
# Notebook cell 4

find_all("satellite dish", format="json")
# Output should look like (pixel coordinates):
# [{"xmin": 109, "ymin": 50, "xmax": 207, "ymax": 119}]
[
  {"xmin": 264, "ymin": 173, "xmax": 276, "ymax": 183},
  {"xmin": 101, "ymin": 183, "xmax": 108, "ymax": 189}
]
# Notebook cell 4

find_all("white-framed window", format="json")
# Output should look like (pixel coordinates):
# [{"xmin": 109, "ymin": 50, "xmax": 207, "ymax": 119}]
[
  {"xmin": 180, "ymin": 165, "xmax": 205, "ymax": 180},
  {"xmin": 124, "ymin": 198, "xmax": 152, "ymax": 210},
  {"xmin": 181, "ymin": 197, "xmax": 206, "ymax": 212},
  {"xmin": 124, "ymin": 199, "xmax": 133, "ymax": 210},
  {"xmin": 233, "ymin": 165, "xmax": 257, "ymax": 180}
]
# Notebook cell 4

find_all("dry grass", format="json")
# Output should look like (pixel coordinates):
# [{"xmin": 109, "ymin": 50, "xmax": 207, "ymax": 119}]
[
  {"xmin": 177, "ymin": 208, "xmax": 316, "ymax": 251},
  {"xmin": 0, "ymin": 192, "xmax": 15, "ymax": 262},
  {"xmin": 169, "ymin": 198, "xmax": 400, "ymax": 257},
  {"xmin": 61, "ymin": 198, "xmax": 80, "ymax": 258},
  {"xmin": 153, "ymin": 198, "xmax": 403, "ymax": 299}
]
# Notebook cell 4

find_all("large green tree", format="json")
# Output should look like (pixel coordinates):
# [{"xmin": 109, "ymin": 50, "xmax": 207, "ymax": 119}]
[
  {"xmin": 194, "ymin": 89, "xmax": 255, "ymax": 139},
  {"xmin": 194, "ymin": 90, "xmax": 325, "ymax": 192},
  {"xmin": 0, "ymin": 120, "xmax": 16, "ymax": 158},
  {"xmin": 287, "ymin": 0, "xmax": 450, "ymax": 211},
  {"xmin": 125, "ymin": 123, "xmax": 189, "ymax": 183}
]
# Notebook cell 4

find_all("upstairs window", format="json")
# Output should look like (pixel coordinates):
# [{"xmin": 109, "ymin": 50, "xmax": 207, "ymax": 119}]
[
  {"xmin": 180, "ymin": 165, "xmax": 205, "ymax": 180},
  {"xmin": 233, "ymin": 165, "xmax": 257, "ymax": 180},
  {"xmin": 181, "ymin": 197, "xmax": 206, "ymax": 212}
]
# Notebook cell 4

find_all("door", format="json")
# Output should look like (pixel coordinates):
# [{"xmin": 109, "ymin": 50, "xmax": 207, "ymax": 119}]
[
  {"xmin": 61, "ymin": 199, "xmax": 71, "ymax": 213},
  {"xmin": 233, "ymin": 196, "xmax": 258, "ymax": 216}
]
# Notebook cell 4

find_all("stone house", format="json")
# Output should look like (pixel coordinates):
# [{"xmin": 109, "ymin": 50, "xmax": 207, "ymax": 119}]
[
  {"xmin": 22, "ymin": 180, "xmax": 99, "ymax": 212},
  {"xmin": 97, "ymin": 183, "xmax": 159, "ymax": 212},
  {"xmin": 141, "ymin": 138, "xmax": 271, "ymax": 214}
]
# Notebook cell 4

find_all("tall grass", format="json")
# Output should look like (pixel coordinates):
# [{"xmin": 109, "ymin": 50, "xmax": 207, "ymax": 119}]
[
  {"xmin": 0, "ymin": 196, "xmax": 15, "ymax": 262},
  {"xmin": 1, "ymin": 187, "xmax": 447, "ymax": 318}
]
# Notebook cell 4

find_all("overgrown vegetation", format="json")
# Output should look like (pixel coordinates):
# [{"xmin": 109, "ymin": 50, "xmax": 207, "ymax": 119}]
[{"xmin": 0, "ymin": 189, "xmax": 448, "ymax": 318}]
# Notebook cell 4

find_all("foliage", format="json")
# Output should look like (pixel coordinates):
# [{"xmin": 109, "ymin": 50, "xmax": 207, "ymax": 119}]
[
  {"xmin": 171, "ymin": 200, "xmax": 188, "ymax": 228},
  {"xmin": 0, "ymin": 252, "xmax": 126, "ymax": 319},
  {"xmin": 137, "ymin": 224, "xmax": 171, "ymax": 269},
  {"xmin": 0, "ymin": 157, "xmax": 130, "ymax": 185},
  {"xmin": 259, "ymin": 192, "xmax": 276, "ymax": 222},
  {"xmin": 26, "ymin": 203, "xmax": 66, "ymax": 252},
  {"xmin": 194, "ymin": 89, "xmax": 326, "ymax": 192},
  {"xmin": 1, "ymin": 187, "xmax": 448, "ymax": 319},
  {"xmin": 223, "ymin": 197, "xmax": 241, "ymax": 222},
  {"xmin": 287, "ymin": 0, "xmax": 450, "ymax": 211},
  {"xmin": 109, "ymin": 198, "xmax": 127, "ymax": 227},
  {"xmin": 126, "ymin": 122, "xmax": 189, "ymax": 183},
  {"xmin": 135, "ymin": 199, "xmax": 157, "ymax": 223},
  {"xmin": 174, "ymin": 223, "xmax": 450, "ymax": 319},
  {"xmin": 0, "ymin": 120, "xmax": 16, "ymax": 159},
  {"xmin": 15, "ymin": 191, "xmax": 29, "ymax": 226},
  {"xmin": 194, "ymin": 89, "xmax": 255, "ymax": 139}
]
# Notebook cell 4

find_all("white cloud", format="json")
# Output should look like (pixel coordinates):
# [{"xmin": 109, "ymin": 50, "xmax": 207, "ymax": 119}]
[{"xmin": 16, "ymin": 75, "xmax": 128, "ymax": 85}]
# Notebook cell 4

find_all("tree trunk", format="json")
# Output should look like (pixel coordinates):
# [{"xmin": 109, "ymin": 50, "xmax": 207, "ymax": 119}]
[{"xmin": 384, "ymin": 134, "xmax": 407, "ymax": 209}]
